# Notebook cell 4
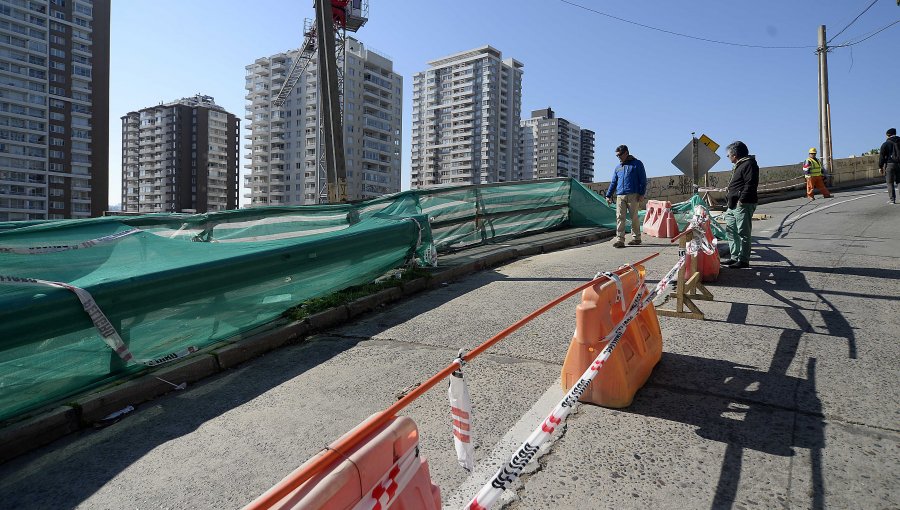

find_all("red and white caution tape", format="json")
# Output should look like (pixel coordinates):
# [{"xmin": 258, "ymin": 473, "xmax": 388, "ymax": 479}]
[
  {"xmin": 351, "ymin": 445, "xmax": 421, "ymax": 510},
  {"xmin": 449, "ymin": 353, "xmax": 475, "ymax": 472},
  {"xmin": 465, "ymin": 260, "xmax": 684, "ymax": 510},
  {"xmin": 0, "ymin": 275, "xmax": 197, "ymax": 367},
  {"xmin": 687, "ymin": 208, "xmax": 716, "ymax": 256},
  {"xmin": 0, "ymin": 228, "xmax": 140, "ymax": 254}
]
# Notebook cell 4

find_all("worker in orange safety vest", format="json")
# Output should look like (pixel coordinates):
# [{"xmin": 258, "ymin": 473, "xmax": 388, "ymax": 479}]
[{"xmin": 803, "ymin": 148, "xmax": 831, "ymax": 200}]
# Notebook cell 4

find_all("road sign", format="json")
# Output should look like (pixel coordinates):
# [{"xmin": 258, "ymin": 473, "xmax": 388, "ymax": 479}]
[
  {"xmin": 699, "ymin": 134, "xmax": 719, "ymax": 153},
  {"xmin": 671, "ymin": 138, "xmax": 720, "ymax": 181}
]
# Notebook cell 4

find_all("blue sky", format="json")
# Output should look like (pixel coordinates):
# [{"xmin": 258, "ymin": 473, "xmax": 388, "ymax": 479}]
[{"xmin": 108, "ymin": 1, "xmax": 899, "ymax": 205}]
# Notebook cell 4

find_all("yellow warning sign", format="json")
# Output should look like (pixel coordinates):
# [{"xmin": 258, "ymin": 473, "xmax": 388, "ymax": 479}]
[{"xmin": 699, "ymin": 134, "xmax": 719, "ymax": 153}]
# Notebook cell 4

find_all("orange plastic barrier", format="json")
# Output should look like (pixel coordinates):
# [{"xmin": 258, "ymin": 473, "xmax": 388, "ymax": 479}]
[
  {"xmin": 560, "ymin": 264, "xmax": 663, "ymax": 408},
  {"xmin": 684, "ymin": 217, "xmax": 720, "ymax": 283},
  {"xmin": 262, "ymin": 415, "xmax": 441, "ymax": 510},
  {"xmin": 642, "ymin": 200, "xmax": 680, "ymax": 238}
]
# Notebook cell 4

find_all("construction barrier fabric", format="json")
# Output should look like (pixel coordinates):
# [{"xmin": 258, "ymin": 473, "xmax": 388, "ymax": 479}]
[{"xmin": 0, "ymin": 179, "xmax": 617, "ymax": 422}]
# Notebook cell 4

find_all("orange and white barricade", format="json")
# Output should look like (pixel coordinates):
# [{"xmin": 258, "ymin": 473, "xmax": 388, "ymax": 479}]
[
  {"xmin": 254, "ymin": 415, "xmax": 441, "ymax": 510},
  {"xmin": 642, "ymin": 200, "xmax": 679, "ymax": 238},
  {"xmin": 560, "ymin": 264, "xmax": 663, "ymax": 408}
]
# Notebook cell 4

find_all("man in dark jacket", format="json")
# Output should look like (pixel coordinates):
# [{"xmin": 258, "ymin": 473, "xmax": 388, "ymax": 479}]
[
  {"xmin": 605, "ymin": 145, "xmax": 647, "ymax": 248},
  {"xmin": 722, "ymin": 141, "xmax": 759, "ymax": 268},
  {"xmin": 879, "ymin": 128, "xmax": 900, "ymax": 205}
]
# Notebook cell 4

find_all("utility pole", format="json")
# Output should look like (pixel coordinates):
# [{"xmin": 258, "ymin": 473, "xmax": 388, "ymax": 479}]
[{"xmin": 817, "ymin": 25, "xmax": 833, "ymax": 175}]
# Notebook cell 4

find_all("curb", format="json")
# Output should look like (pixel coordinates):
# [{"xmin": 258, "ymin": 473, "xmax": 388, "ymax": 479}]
[{"xmin": 0, "ymin": 227, "xmax": 613, "ymax": 464}]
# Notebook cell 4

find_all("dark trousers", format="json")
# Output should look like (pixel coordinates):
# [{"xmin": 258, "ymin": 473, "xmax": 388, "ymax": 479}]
[{"xmin": 886, "ymin": 163, "xmax": 898, "ymax": 203}]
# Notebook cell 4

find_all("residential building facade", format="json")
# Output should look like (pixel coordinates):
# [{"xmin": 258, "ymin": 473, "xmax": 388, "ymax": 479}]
[
  {"xmin": 520, "ymin": 108, "xmax": 595, "ymax": 183},
  {"xmin": 579, "ymin": 128, "xmax": 595, "ymax": 183},
  {"xmin": 121, "ymin": 95, "xmax": 239, "ymax": 213},
  {"xmin": 244, "ymin": 37, "xmax": 401, "ymax": 206},
  {"xmin": 410, "ymin": 46, "xmax": 523, "ymax": 188},
  {"xmin": 0, "ymin": 0, "xmax": 110, "ymax": 221}
]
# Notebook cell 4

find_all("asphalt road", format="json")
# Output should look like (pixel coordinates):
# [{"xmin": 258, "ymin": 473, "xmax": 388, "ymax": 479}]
[{"xmin": 0, "ymin": 184, "xmax": 897, "ymax": 509}]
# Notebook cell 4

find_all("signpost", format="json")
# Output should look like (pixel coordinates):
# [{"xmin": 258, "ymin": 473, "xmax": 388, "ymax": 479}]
[
  {"xmin": 672, "ymin": 133, "xmax": 721, "ymax": 207},
  {"xmin": 671, "ymin": 133, "xmax": 720, "ymax": 185}
]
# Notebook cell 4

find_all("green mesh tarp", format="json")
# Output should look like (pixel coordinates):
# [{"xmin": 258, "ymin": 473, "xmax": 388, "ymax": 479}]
[{"xmin": 0, "ymin": 178, "xmax": 616, "ymax": 421}]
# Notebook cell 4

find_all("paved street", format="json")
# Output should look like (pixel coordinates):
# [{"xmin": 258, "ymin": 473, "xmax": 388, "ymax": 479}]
[{"xmin": 0, "ymin": 185, "xmax": 897, "ymax": 509}]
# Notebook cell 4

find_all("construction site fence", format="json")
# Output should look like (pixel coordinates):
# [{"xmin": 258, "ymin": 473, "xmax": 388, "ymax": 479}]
[{"xmin": 0, "ymin": 178, "xmax": 617, "ymax": 422}]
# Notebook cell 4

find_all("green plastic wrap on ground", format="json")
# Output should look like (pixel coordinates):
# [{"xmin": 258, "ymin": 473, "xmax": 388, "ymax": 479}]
[{"xmin": 0, "ymin": 178, "xmax": 616, "ymax": 421}]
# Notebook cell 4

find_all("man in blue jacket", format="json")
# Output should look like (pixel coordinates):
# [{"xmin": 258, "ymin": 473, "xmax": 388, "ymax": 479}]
[{"xmin": 605, "ymin": 145, "xmax": 647, "ymax": 248}]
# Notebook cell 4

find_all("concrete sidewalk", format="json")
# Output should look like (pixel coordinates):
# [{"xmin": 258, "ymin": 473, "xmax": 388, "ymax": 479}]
[{"xmin": 0, "ymin": 185, "xmax": 896, "ymax": 509}]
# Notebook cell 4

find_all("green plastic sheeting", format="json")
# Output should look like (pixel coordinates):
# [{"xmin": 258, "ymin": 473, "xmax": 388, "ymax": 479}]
[{"xmin": 0, "ymin": 178, "xmax": 615, "ymax": 421}]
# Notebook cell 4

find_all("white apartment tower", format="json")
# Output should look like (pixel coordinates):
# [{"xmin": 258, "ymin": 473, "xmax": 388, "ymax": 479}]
[
  {"xmin": 244, "ymin": 37, "xmax": 402, "ymax": 206},
  {"xmin": 121, "ymin": 95, "xmax": 240, "ymax": 214},
  {"xmin": 411, "ymin": 46, "xmax": 523, "ymax": 187},
  {"xmin": 520, "ymin": 107, "xmax": 595, "ymax": 183},
  {"xmin": 0, "ymin": 0, "xmax": 110, "ymax": 220}
]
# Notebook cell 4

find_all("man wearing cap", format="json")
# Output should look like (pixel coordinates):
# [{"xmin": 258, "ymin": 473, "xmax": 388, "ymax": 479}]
[
  {"xmin": 605, "ymin": 145, "xmax": 647, "ymax": 248},
  {"xmin": 802, "ymin": 148, "xmax": 831, "ymax": 200}
]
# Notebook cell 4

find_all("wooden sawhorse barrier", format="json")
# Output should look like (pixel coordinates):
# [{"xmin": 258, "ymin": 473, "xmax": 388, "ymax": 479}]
[{"xmin": 656, "ymin": 228, "xmax": 713, "ymax": 320}]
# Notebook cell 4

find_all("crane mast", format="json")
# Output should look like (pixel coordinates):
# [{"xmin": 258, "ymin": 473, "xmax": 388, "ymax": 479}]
[{"xmin": 270, "ymin": 1, "xmax": 368, "ymax": 204}]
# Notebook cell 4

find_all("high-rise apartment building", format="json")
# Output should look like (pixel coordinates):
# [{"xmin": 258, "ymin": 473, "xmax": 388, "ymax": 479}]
[
  {"xmin": 120, "ymin": 95, "xmax": 239, "ymax": 214},
  {"xmin": 244, "ymin": 37, "xmax": 402, "ymax": 206},
  {"xmin": 0, "ymin": 0, "xmax": 110, "ymax": 221},
  {"xmin": 579, "ymin": 129, "xmax": 595, "ymax": 183},
  {"xmin": 520, "ymin": 108, "xmax": 595, "ymax": 183},
  {"xmin": 410, "ymin": 46, "xmax": 523, "ymax": 188}
]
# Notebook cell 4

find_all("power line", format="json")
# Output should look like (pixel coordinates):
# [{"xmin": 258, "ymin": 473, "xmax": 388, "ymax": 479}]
[
  {"xmin": 827, "ymin": 0, "xmax": 878, "ymax": 43},
  {"xmin": 832, "ymin": 18, "xmax": 900, "ymax": 47},
  {"xmin": 558, "ymin": 0, "xmax": 816, "ymax": 49}
]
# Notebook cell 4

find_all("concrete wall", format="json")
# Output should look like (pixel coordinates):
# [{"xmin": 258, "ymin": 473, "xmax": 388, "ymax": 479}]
[{"xmin": 585, "ymin": 154, "xmax": 882, "ymax": 204}]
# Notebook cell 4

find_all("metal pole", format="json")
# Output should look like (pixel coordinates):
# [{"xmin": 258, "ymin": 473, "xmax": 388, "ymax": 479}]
[
  {"xmin": 315, "ymin": 0, "xmax": 347, "ymax": 203},
  {"xmin": 691, "ymin": 132, "xmax": 699, "ymax": 188},
  {"xmin": 816, "ymin": 26, "xmax": 824, "ymax": 161},
  {"xmin": 821, "ymin": 29, "xmax": 833, "ymax": 174},
  {"xmin": 817, "ymin": 25, "xmax": 832, "ymax": 173}
]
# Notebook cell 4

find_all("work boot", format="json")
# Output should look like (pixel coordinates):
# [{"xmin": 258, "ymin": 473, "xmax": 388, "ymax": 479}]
[
  {"xmin": 613, "ymin": 240, "xmax": 625, "ymax": 248},
  {"xmin": 721, "ymin": 259, "xmax": 738, "ymax": 266},
  {"xmin": 627, "ymin": 239, "xmax": 642, "ymax": 246}
]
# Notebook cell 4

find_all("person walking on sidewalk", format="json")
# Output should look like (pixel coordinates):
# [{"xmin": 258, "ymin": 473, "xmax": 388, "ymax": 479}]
[
  {"xmin": 722, "ymin": 141, "xmax": 759, "ymax": 269},
  {"xmin": 803, "ymin": 148, "xmax": 831, "ymax": 200},
  {"xmin": 879, "ymin": 128, "xmax": 900, "ymax": 205},
  {"xmin": 605, "ymin": 145, "xmax": 647, "ymax": 248}
]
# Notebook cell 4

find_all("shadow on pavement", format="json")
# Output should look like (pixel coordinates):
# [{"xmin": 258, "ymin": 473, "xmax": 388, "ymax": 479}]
[
  {"xmin": 623, "ymin": 241, "xmax": 846, "ymax": 509},
  {"xmin": 629, "ymin": 355, "xmax": 824, "ymax": 509}
]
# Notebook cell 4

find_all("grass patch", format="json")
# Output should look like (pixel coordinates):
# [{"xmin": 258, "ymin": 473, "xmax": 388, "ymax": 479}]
[{"xmin": 283, "ymin": 266, "xmax": 432, "ymax": 321}]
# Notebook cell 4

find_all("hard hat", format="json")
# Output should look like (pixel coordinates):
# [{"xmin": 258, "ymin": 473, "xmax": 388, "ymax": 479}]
[{"xmin": 808, "ymin": 147, "xmax": 817, "ymax": 154}]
